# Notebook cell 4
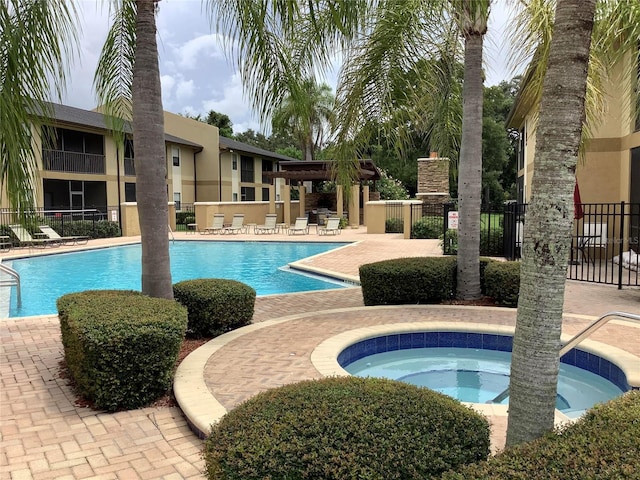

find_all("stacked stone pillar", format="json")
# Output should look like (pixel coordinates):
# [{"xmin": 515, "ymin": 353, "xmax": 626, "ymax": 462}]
[{"xmin": 416, "ymin": 153, "xmax": 450, "ymax": 205}]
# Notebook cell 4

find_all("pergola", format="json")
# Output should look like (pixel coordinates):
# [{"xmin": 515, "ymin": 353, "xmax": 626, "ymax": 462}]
[{"xmin": 263, "ymin": 159, "xmax": 382, "ymax": 226}]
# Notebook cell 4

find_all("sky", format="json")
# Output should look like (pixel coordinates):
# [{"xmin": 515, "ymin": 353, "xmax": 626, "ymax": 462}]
[{"xmin": 60, "ymin": 0, "xmax": 519, "ymax": 135}]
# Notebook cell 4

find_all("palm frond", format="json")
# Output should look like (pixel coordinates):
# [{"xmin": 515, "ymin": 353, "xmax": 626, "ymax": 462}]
[
  {"xmin": 332, "ymin": 0, "xmax": 457, "ymax": 190},
  {"xmin": 94, "ymin": 0, "xmax": 137, "ymax": 147},
  {"xmin": 0, "ymin": 0, "xmax": 78, "ymax": 214}
]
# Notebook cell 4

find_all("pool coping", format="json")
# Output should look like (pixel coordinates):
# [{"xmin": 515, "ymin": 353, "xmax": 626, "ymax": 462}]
[{"xmin": 174, "ymin": 306, "xmax": 640, "ymax": 439}]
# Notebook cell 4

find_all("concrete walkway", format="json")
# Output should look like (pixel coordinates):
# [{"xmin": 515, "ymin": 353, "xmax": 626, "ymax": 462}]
[{"xmin": 2, "ymin": 231, "xmax": 639, "ymax": 479}]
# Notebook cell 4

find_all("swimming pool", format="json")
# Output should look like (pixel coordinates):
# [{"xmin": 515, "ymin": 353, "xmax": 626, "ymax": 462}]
[
  {"xmin": 3, "ymin": 241, "xmax": 349, "ymax": 318},
  {"xmin": 338, "ymin": 331, "xmax": 631, "ymax": 418}
]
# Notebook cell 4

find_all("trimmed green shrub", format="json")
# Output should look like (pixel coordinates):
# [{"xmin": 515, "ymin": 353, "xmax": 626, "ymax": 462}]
[
  {"xmin": 360, "ymin": 257, "xmax": 517, "ymax": 306},
  {"xmin": 204, "ymin": 376, "xmax": 490, "ymax": 480},
  {"xmin": 411, "ymin": 216, "xmax": 443, "ymax": 239},
  {"xmin": 441, "ymin": 391, "xmax": 640, "ymax": 480},
  {"xmin": 385, "ymin": 217, "xmax": 404, "ymax": 233},
  {"xmin": 173, "ymin": 279, "xmax": 256, "ymax": 338},
  {"xmin": 57, "ymin": 290, "xmax": 187, "ymax": 411},
  {"xmin": 62, "ymin": 220, "xmax": 121, "ymax": 238},
  {"xmin": 176, "ymin": 211, "xmax": 195, "ymax": 225},
  {"xmin": 484, "ymin": 261, "xmax": 520, "ymax": 306},
  {"xmin": 359, "ymin": 257, "xmax": 457, "ymax": 305}
]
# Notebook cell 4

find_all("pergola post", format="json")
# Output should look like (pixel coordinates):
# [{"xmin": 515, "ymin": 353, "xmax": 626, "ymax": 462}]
[
  {"xmin": 281, "ymin": 183, "xmax": 291, "ymax": 225},
  {"xmin": 299, "ymin": 185, "xmax": 306, "ymax": 219},
  {"xmin": 268, "ymin": 185, "xmax": 276, "ymax": 213},
  {"xmin": 349, "ymin": 184, "xmax": 360, "ymax": 227},
  {"xmin": 362, "ymin": 185, "xmax": 369, "ymax": 226},
  {"xmin": 336, "ymin": 185, "xmax": 344, "ymax": 219}
]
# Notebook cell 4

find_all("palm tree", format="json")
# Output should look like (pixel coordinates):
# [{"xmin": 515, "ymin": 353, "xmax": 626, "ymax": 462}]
[
  {"xmin": 272, "ymin": 78, "xmax": 334, "ymax": 162},
  {"xmin": 453, "ymin": 0, "xmax": 490, "ymax": 300},
  {"xmin": 505, "ymin": 0, "xmax": 640, "ymax": 445},
  {"xmin": 0, "ymin": 0, "xmax": 78, "ymax": 215},
  {"xmin": 94, "ymin": 0, "xmax": 173, "ymax": 299}
]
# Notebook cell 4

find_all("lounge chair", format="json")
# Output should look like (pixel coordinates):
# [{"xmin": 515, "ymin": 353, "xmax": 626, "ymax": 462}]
[
  {"xmin": 203, "ymin": 214, "xmax": 225, "ymax": 234},
  {"xmin": 317, "ymin": 217, "xmax": 341, "ymax": 235},
  {"xmin": 39, "ymin": 225, "xmax": 89, "ymax": 245},
  {"xmin": 255, "ymin": 214, "xmax": 277, "ymax": 234},
  {"xmin": 222, "ymin": 214, "xmax": 245, "ymax": 234},
  {"xmin": 288, "ymin": 217, "xmax": 309, "ymax": 235},
  {"xmin": 9, "ymin": 224, "xmax": 58, "ymax": 248}
]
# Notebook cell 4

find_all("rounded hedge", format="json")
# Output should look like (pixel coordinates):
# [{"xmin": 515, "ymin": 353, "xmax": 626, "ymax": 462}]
[
  {"xmin": 442, "ymin": 391, "xmax": 640, "ymax": 479},
  {"xmin": 204, "ymin": 376, "xmax": 490, "ymax": 480},
  {"xmin": 359, "ymin": 257, "xmax": 457, "ymax": 305},
  {"xmin": 484, "ymin": 261, "xmax": 520, "ymax": 307},
  {"xmin": 173, "ymin": 278, "xmax": 256, "ymax": 338},
  {"xmin": 57, "ymin": 290, "xmax": 187, "ymax": 411}
]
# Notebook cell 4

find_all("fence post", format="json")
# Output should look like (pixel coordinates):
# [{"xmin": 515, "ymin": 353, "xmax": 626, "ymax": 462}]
[{"xmin": 618, "ymin": 201, "xmax": 625, "ymax": 290}]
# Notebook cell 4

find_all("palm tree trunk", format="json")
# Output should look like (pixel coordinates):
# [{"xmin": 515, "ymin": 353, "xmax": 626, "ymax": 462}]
[
  {"xmin": 132, "ymin": 0, "xmax": 173, "ymax": 299},
  {"xmin": 506, "ymin": 0, "xmax": 596, "ymax": 446},
  {"xmin": 456, "ymin": 31, "xmax": 483, "ymax": 300}
]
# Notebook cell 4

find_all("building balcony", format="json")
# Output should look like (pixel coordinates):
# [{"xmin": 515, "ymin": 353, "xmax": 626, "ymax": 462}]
[{"xmin": 42, "ymin": 150, "xmax": 106, "ymax": 175}]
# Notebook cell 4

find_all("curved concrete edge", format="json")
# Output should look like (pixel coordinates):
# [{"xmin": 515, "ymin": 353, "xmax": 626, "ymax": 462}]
[
  {"xmin": 174, "ymin": 305, "xmax": 639, "ymax": 439},
  {"xmin": 288, "ymin": 241, "xmax": 362, "ymax": 285},
  {"xmin": 174, "ymin": 316, "xmax": 293, "ymax": 438}
]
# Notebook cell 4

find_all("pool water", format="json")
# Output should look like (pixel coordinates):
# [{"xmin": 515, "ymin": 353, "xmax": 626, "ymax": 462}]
[
  {"xmin": 4, "ymin": 241, "xmax": 348, "ymax": 317},
  {"xmin": 345, "ymin": 347, "xmax": 624, "ymax": 417}
]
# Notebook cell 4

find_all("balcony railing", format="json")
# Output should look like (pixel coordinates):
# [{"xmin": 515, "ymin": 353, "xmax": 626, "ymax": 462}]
[
  {"xmin": 124, "ymin": 157, "xmax": 135, "ymax": 176},
  {"xmin": 42, "ymin": 150, "xmax": 106, "ymax": 174}
]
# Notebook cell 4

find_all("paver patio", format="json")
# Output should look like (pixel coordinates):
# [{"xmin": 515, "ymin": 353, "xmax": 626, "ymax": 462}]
[{"xmin": 1, "ymin": 230, "xmax": 638, "ymax": 479}]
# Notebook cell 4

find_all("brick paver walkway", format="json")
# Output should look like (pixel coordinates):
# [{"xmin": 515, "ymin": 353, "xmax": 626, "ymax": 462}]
[{"xmin": 1, "ymin": 231, "xmax": 639, "ymax": 478}]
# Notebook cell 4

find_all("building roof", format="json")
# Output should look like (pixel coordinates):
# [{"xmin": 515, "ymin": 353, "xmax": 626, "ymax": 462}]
[
  {"xmin": 263, "ymin": 159, "xmax": 382, "ymax": 181},
  {"xmin": 218, "ymin": 136, "xmax": 298, "ymax": 162},
  {"xmin": 35, "ymin": 102, "xmax": 203, "ymax": 150}
]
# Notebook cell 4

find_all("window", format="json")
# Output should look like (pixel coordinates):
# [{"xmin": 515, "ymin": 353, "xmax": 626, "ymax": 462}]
[
  {"xmin": 232, "ymin": 153, "xmax": 238, "ymax": 170},
  {"xmin": 517, "ymin": 128, "xmax": 525, "ymax": 171},
  {"xmin": 241, "ymin": 155, "xmax": 254, "ymax": 182},
  {"xmin": 172, "ymin": 146, "xmax": 180, "ymax": 167},
  {"xmin": 262, "ymin": 187, "xmax": 270, "ymax": 201},
  {"xmin": 125, "ymin": 183, "xmax": 136, "ymax": 202},
  {"xmin": 124, "ymin": 138, "xmax": 134, "ymax": 159},
  {"xmin": 262, "ymin": 160, "xmax": 273, "ymax": 184},
  {"xmin": 241, "ymin": 187, "xmax": 255, "ymax": 201},
  {"xmin": 232, "ymin": 192, "xmax": 238, "ymax": 202},
  {"xmin": 173, "ymin": 192, "xmax": 181, "ymax": 211}
]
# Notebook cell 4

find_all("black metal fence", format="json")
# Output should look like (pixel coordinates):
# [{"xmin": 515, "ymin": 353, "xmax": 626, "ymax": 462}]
[
  {"xmin": 0, "ymin": 207, "xmax": 121, "ymax": 239},
  {"xmin": 409, "ymin": 202, "xmax": 505, "ymax": 257},
  {"xmin": 407, "ymin": 200, "xmax": 639, "ymax": 288},
  {"xmin": 384, "ymin": 202, "xmax": 405, "ymax": 233},
  {"xmin": 174, "ymin": 204, "xmax": 195, "ymax": 232},
  {"xmin": 505, "ymin": 201, "xmax": 639, "ymax": 288}
]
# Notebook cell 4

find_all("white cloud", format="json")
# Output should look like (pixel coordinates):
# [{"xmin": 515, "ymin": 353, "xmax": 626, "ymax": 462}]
[
  {"xmin": 160, "ymin": 75, "xmax": 177, "ymax": 99},
  {"xmin": 176, "ymin": 79, "xmax": 195, "ymax": 102},
  {"xmin": 175, "ymin": 34, "xmax": 225, "ymax": 69}
]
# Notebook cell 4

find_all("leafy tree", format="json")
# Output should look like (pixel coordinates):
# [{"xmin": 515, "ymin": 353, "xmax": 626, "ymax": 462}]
[
  {"xmin": 185, "ymin": 110, "xmax": 234, "ymax": 138},
  {"xmin": 272, "ymin": 78, "xmax": 334, "ymax": 161},
  {"xmin": 204, "ymin": 110, "xmax": 234, "ymax": 137}
]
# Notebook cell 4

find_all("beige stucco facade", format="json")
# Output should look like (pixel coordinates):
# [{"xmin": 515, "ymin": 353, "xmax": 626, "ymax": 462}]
[
  {"xmin": 1, "ymin": 103, "xmax": 295, "ymax": 224},
  {"xmin": 510, "ymin": 50, "xmax": 640, "ymax": 204}
]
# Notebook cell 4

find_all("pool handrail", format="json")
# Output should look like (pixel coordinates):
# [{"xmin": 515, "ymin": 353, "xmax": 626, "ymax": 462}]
[
  {"xmin": 0, "ymin": 263, "xmax": 21, "ymax": 307},
  {"xmin": 490, "ymin": 311, "xmax": 640, "ymax": 404}
]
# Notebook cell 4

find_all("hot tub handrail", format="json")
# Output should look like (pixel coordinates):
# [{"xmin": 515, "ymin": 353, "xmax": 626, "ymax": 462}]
[{"xmin": 490, "ymin": 311, "xmax": 640, "ymax": 405}]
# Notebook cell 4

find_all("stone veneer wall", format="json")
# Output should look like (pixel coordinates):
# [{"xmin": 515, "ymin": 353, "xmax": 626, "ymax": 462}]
[{"xmin": 416, "ymin": 157, "xmax": 450, "ymax": 205}]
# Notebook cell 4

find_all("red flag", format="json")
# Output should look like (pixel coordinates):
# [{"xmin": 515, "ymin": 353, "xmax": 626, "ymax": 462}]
[{"xmin": 574, "ymin": 183, "xmax": 584, "ymax": 220}]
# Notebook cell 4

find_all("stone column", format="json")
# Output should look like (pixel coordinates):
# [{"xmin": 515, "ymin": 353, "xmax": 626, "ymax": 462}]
[
  {"xmin": 268, "ymin": 185, "xmax": 275, "ymax": 213},
  {"xmin": 281, "ymin": 184, "xmax": 291, "ymax": 225},
  {"xmin": 416, "ymin": 153, "xmax": 450, "ymax": 205},
  {"xmin": 299, "ymin": 185, "xmax": 306, "ymax": 219}
]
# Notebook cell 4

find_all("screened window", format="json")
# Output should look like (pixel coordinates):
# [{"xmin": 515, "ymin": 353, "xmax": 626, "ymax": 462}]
[
  {"xmin": 241, "ymin": 186, "xmax": 255, "ymax": 201},
  {"xmin": 241, "ymin": 155, "xmax": 254, "ymax": 182},
  {"xmin": 172, "ymin": 146, "xmax": 180, "ymax": 167}
]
